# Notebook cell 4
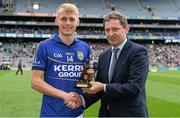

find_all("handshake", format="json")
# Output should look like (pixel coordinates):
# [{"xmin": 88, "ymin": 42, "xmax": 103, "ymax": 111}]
[
  {"xmin": 63, "ymin": 92, "xmax": 83, "ymax": 109},
  {"xmin": 63, "ymin": 68, "xmax": 104, "ymax": 109},
  {"xmin": 64, "ymin": 81, "xmax": 104, "ymax": 109}
]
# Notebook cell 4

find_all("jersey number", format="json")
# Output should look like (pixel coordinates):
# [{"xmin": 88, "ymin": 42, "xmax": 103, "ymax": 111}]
[{"xmin": 67, "ymin": 56, "xmax": 73, "ymax": 62}]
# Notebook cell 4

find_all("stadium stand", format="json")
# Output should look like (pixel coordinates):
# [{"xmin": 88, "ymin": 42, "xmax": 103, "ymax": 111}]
[
  {"xmin": 14, "ymin": 0, "xmax": 180, "ymax": 17},
  {"xmin": 0, "ymin": 0, "xmax": 180, "ymax": 71}
]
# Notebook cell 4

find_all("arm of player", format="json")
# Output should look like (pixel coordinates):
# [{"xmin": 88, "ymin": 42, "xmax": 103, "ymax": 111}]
[{"xmin": 31, "ymin": 70, "xmax": 81, "ymax": 109}]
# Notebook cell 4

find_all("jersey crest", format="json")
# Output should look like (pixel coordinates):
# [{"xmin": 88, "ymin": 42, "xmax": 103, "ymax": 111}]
[{"xmin": 77, "ymin": 51, "xmax": 84, "ymax": 60}]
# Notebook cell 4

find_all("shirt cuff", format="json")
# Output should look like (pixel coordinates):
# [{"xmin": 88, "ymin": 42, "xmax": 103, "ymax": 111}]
[
  {"xmin": 104, "ymin": 84, "xmax": 106, "ymax": 92},
  {"xmin": 80, "ymin": 95, "xmax": 86, "ymax": 108}
]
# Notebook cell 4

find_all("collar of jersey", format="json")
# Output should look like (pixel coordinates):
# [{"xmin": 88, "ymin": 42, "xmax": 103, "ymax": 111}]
[{"xmin": 52, "ymin": 33, "xmax": 78, "ymax": 45}]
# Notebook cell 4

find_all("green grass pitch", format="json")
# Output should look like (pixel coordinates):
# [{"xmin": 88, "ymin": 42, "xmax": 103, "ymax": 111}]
[{"xmin": 0, "ymin": 70, "xmax": 180, "ymax": 117}]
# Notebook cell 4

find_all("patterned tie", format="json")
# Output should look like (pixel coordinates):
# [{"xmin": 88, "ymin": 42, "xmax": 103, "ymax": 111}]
[{"xmin": 108, "ymin": 48, "xmax": 119, "ymax": 82}]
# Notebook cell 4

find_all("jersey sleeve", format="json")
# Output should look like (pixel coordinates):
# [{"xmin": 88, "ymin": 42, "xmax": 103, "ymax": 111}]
[
  {"xmin": 87, "ymin": 45, "xmax": 90, "ymax": 60},
  {"xmin": 32, "ymin": 43, "xmax": 47, "ymax": 71}
]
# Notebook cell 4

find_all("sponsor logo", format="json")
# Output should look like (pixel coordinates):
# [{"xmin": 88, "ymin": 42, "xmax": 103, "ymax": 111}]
[
  {"xmin": 54, "ymin": 64, "xmax": 83, "ymax": 78},
  {"xmin": 58, "ymin": 72, "xmax": 82, "ymax": 78},
  {"xmin": 54, "ymin": 65, "xmax": 82, "ymax": 71}
]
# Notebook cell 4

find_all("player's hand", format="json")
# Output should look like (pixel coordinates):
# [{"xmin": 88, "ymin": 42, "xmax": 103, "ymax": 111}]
[{"xmin": 63, "ymin": 92, "xmax": 82, "ymax": 109}]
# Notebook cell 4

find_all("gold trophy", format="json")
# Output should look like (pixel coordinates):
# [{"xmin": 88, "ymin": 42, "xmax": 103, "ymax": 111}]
[{"xmin": 75, "ymin": 60, "xmax": 93, "ymax": 88}]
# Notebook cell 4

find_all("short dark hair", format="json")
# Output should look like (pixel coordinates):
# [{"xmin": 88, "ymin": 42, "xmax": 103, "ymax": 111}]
[{"xmin": 103, "ymin": 11, "xmax": 128, "ymax": 27}]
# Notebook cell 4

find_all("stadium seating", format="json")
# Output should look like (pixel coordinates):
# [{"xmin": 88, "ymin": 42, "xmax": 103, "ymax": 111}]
[{"xmin": 14, "ymin": 0, "xmax": 180, "ymax": 17}]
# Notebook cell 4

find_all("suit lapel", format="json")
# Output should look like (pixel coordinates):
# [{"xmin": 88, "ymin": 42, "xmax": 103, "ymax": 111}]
[{"xmin": 110, "ymin": 41, "xmax": 131, "ymax": 82}]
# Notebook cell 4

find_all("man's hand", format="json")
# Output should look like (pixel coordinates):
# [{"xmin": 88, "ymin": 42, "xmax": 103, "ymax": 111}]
[
  {"xmin": 83, "ymin": 82, "xmax": 104, "ymax": 94},
  {"xmin": 63, "ymin": 92, "xmax": 82, "ymax": 109}
]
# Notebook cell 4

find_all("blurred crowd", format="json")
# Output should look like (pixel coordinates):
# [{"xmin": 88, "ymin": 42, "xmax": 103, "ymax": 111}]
[
  {"xmin": 145, "ymin": 44, "xmax": 180, "ymax": 68},
  {"xmin": 0, "ymin": 27, "xmax": 56, "ymax": 34},
  {"xmin": 0, "ymin": 27, "xmax": 180, "ymax": 37},
  {"xmin": 0, "ymin": 42, "xmax": 36, "ymax": 58},
  {"xmin": 0, "ymin": 41, "xmax": 180, "ymax": 69},
  {"xmin": 129, "ymin": 29, "xmax": 180, "ymax": 37}
]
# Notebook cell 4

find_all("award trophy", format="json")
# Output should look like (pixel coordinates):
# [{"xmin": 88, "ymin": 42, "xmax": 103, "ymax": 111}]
[{"xmin": 75, "ymin": 60, "xmax": 93, "ymax": 88}]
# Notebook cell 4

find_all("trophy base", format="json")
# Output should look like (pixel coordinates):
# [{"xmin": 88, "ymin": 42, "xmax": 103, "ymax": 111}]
[{"xmin": 75, "ymin": 81, "xmax": 91, "ymax": 88}]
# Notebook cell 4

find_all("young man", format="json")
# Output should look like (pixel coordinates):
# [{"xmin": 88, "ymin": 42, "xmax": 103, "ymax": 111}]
[
  {"xmin": 31, "ymin": 3, "xmax": 92, "ymax": 117},
  {"xmin": 83, "ymin": 11, "xmax": 149, "ymax": 117}
]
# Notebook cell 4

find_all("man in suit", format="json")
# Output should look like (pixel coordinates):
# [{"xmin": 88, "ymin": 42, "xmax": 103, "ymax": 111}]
[{"xmin": 83, "ymin": 11, "xmax": 149, "ymax": 117}]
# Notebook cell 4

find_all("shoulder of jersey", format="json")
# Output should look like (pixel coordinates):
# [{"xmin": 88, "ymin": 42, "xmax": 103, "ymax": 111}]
[{"xmin": 38, "ymin": 38, "xmax": 53, "ymax": 46}]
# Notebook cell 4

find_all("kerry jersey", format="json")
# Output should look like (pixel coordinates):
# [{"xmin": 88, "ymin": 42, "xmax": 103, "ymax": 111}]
[{"xmin": 32, "ymin": 33, "xmax": 90, "ymax": 117}]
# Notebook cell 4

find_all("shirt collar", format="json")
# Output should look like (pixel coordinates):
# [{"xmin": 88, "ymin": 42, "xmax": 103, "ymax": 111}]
[
  {"xmin": 52, "ymin": 33, "xmax": 78, "ymax": 44},
  {"xmin": 111, "ymin": 38, "xmax": 127, "ymax": 51}
]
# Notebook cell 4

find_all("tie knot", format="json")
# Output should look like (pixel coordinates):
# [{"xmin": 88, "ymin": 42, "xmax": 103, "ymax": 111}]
[{"xmin": 113, "ymin": 48, "xmax": 119, "ymax": 54}]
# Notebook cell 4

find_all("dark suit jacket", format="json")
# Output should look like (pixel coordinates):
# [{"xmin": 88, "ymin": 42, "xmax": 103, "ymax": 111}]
[{"xmin": 84, "ymin": 40, "xmax": 149, "ymax": 117}]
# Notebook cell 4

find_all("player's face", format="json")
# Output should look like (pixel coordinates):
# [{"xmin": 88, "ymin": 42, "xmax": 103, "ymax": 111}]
[
  {"xmin": 55, "ymin": 8, "xmax": 79, "ymax": 36},
  {"xmin": 104, "ymin": 19, "xmax": 129, "ymax": 47}
]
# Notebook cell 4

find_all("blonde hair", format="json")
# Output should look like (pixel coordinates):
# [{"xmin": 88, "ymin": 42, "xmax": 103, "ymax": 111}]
[{"xmin": 56, "ymin": 3, "xmax": 79, "ymax": 17}]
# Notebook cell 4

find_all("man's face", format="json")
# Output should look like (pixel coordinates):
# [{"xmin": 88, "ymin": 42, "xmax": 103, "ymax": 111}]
[
  {"xmin": 55, "ymin": 8, "xmax": 79, "ymax": 36},
  {"xmin": 104, "ymin": 19, "xmax": 129, "ymax": 47}
]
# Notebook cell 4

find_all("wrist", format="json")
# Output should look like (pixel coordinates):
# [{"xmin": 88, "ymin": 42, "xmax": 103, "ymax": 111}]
[
  {"xmin": 60, "ymin": 91, "xmax": 68, "ymax": 100},
  {"xmin": 101, "ymin": 83, "xmax": 104, "ymax": 92}
]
